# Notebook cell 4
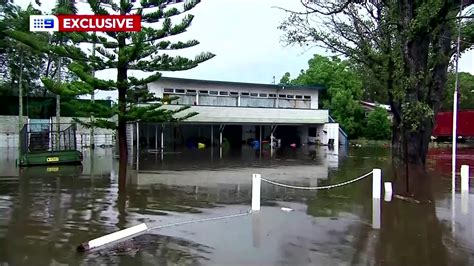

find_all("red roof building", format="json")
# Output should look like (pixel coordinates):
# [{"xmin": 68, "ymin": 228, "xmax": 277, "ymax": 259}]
[{"xmin": 432, "ymin": 111, "xmax": 474, "ymax": 137}]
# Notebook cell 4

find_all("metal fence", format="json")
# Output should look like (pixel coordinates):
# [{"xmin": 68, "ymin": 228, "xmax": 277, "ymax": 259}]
[{"xmin": 19, "ymin": 123, "xmax": 78, "ymax": 155}]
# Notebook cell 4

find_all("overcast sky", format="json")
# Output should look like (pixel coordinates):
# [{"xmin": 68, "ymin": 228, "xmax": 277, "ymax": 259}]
[{"xmin": 14, "ymin": 0, "xmax": 474, "ymax": 100}]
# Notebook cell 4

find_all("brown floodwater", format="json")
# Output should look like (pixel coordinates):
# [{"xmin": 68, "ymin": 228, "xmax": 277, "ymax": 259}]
[{"xmin": 0, "ymin": 145, "xmax": 473, "ymax": 265}]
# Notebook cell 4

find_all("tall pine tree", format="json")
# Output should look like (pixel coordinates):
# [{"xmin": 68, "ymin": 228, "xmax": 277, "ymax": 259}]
[{"xmin": 5, "ymin": 0, "xmax": 214, "ymax": 178}]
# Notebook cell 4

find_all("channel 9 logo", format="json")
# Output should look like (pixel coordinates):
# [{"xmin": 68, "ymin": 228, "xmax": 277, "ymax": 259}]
[{"xmin": 29, "ymin": 15, "xmax": 59, "ymax": 32}]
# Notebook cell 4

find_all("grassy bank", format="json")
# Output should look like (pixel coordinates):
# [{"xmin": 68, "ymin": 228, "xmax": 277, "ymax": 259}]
[
  {"xmin": 350, "ymin": 138, "xmax": 474, "ymax": 148},
  {"xmin": 350, "ymin": 138, "xmax": 390, "ymax": 146}
]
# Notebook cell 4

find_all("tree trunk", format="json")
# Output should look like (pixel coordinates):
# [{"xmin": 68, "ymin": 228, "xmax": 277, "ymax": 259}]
[
  {"xmin": 117, "ymin": 32, "xmax": 128, "ymax": 186},
  {"xmin": 391, "ymin": 115, "xmax": 433, "ymax": 166}
]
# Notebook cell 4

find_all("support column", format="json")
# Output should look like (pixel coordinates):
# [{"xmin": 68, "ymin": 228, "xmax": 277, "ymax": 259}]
[
  {"xmin": 211, "ymin": 125, "xmax": 214, "ymax": 147},
  {"xmin": 270, "ymin": 125, "xmax": 277, "ymax": 157},
  {"xmin": 219, "ymin": 125, "xmax": 225, "ymax": 159},
  {"xmin": 161, "ymin": 124, "xmax": 164, "ymax": 151},
  {"xmin": 146, "ymin": 123, "xmax": 150, "ymax": 149},
  {"xmin": 155, "ymin": 124, "xmax": 158, "ymax": 150},
  {"xmin": 160, "ymin": 124, "xmax": 165, "ymax": 159},
  {"xmin": 136, "ymin": 121, "xmax": 140, "ymax": 168},
  {"xmin": 259, "ymin": 125, "xmax": 262, "ymax": 157}
]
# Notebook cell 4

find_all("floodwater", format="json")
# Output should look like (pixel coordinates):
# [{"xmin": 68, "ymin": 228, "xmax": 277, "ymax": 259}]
[{"xmin": 0, "ymin": 145, "xmax": 473, "ymax": 265}]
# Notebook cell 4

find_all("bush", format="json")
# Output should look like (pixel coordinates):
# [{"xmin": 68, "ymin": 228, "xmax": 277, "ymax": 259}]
[{"xmin": 364, "ymin": 107, "xmax": 391, "ymax": 140}]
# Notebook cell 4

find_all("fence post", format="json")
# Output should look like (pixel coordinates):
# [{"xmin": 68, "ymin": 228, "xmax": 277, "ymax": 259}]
[
  {"xmin": 384, "ymin": 182, "xmax": 393, "ymax": 202},
  {"xmin": 372, "ymin": 169, "xmax": 381, "ymax": 199},
  {"xmin": 461, "ymin": 165, "xmax": 470, "ymax": 192},
  {"xmin": 252, "ymin": 174, "xmax": 261, "ymax": 212}
]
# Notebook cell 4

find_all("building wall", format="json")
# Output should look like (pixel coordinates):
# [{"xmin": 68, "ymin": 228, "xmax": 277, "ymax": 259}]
[
  {"xmin": 0, "ymin": 116, "xmax": 116, "ymax": 148},
  {"xmin": 148, "ymin": 80, "xmax": 319, "ymax": 109}
]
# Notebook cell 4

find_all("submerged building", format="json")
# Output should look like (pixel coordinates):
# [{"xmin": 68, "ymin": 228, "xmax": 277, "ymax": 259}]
[{"xmin": 127, "ymin": 77, "xmax": 345, "ymax": 156}]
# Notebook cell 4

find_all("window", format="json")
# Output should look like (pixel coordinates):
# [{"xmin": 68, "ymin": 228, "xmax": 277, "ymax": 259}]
[
  {"xmin": 278, "ymin": 94, "xmax": 286, "ymax": 98},
  {"xmin": 209, "ymin": 90, "xmax": 218, "ymax": 95},
  {"xmin": 187, "ymin": 89, "xmax": 196, "ymax": 94},
  {"xmin": 268, "ymin": 94, "xmax": 276, "ymax": 98},
  {"xmin": 286, "ymin": 95, "xmax": 295, "ymax": 99},
  {"xmin": 199, "ymin": 90, "xmax": 208, "ymax": 94},
  {"xmin": 259, "ymin": 93, "xmax": 267, "ymax": 98},
  {"xmin": 230, "ymin": 91, "xmax": 239, "ymax": 96},
  {"xmin": 219, "ymin": 91, "xmax": 229, "ymax": 96},
  {"xmin": 304, "ymin": 95, "xmax": 311, "ymax": 100},
  {"xmin": 241, "ymin": 92, "xmax": 250, "ymax": 96},
  {"xmin": 250, "ymin": 93, "xmax": 258, "ymax": 97},
  {"xmin": 295, "ymin": 95, "xmax": 303, "ymax": 99},
  {"xmin": 164, "ymin": 88, "xmax": 174, "ymax": 93},
  {"xmin": 175, "ymin": 89, "xmax": 185, "ymax": 94}
]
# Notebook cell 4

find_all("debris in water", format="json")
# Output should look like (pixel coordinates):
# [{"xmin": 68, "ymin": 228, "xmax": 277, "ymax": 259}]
[{"xmin": 281, "ymin": 207, "xmax": 293, "ymax": 212}]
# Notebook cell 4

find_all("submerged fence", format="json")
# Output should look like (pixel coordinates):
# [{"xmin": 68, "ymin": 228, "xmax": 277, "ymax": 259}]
[{"xmin": 75, "ymin": 166, "xmax": 473, "ymax": 252}]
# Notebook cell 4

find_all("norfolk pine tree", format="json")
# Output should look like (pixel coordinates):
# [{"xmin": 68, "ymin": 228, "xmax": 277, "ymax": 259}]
[{"xmin": 5, "ymin": 0, "xmax": 215, "ymax": 177}]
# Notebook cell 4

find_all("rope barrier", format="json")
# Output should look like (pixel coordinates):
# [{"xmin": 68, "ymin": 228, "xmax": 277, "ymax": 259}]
[
  {"xmin": 147, "ymin": 210, "xmax": 252, "ymax": 232},
  {"xmin": 260, "ymin": 171, "xmax": 374, "ymax": 190}
]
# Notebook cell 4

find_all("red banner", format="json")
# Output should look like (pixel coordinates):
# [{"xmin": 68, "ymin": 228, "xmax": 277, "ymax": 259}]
[{"xmin": 57, "ymin": 15, "xmax": 141, "ymax": 32}]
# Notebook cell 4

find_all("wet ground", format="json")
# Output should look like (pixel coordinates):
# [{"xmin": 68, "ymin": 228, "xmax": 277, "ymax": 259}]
[{"xmin": 0, "ymin": 145, "xmax": 474, "ymax": 265}]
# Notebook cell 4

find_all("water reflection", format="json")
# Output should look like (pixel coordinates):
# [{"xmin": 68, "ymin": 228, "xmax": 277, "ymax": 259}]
[{"xmin": 0, "ymin": 146, "xmax": 473, "ymax": 265}]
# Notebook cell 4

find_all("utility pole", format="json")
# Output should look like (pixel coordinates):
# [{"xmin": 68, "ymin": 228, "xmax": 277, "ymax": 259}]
[
  {"xmin": 452, "ymin": 0, "xmax": 463, "ymax": 185},
  {"xmin": 451, "ymin": 0, "xmax": 463, "ymax": 236}
]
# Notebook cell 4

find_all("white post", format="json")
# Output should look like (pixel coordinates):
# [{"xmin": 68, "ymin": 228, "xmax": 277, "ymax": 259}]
[
  {"xmin": 461, "ymin": 165, "xmax": 469, "ymax": 192},
  {"xmin": 384, "ymin": 182, "xmax": 393, "ymax": 202},
  {"xmin": 451, "ymin": 0, "xmax": 463, "ymax": 200},
  {"xmin": 252, "ymin": 212, "xmax": 261, "ymax": 248},
  {"xmin": 372, "ymin": 198, "xmax": 381, "ymax": 229},
  {"xmin": 252, "ymin": 173, "xmax": 261, "ymax": 212},
  {"xmin": 372, "ymin": 169, "xmax": 382, "ymax": 199},
  {"xmin": 77, "ymin": 223, "xmax": 148, "ymax": 252}
]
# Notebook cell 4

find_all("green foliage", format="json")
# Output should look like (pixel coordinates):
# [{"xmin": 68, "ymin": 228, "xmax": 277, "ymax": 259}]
[
  {"xmin": 4, "ymin": 0, "xmax": 214, "ymax": 131},
  {"xmin": 401, "ymin": 102, "xmax": 434, "ymax": 132},
  {"xmin": 441, "ymin": 72, "xmax": 474, "ymax": 110},
  {"xmin": 278, "ymin": 0, "xmax": 474, "ymax": 163},
  {"xmin": 0, "ymin": 3, "xmax": 78, "ymax": 98},
  {"xmin": 279, "ymin": 72, "xmax": 291, "ymax": 85},
  {"xmin": 365, "ymin": 107, "xmax": 391, "ymax": 140},
  {"xmin": 284, "ymin": 54, "xmax": 365, "ymax": 138}
]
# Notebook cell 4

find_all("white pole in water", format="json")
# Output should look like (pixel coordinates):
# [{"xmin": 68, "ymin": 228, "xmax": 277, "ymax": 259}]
[
  {"xmin": 452, "ymin": 0, "xmax": 463, "ymax": 188},
  {"xmin": 384, "ymin": 182, "xmax": 393, "ymax": 202},
  {"xmin": 77, "ymin": 223, "xmax": 148, "ymax": 252},
  {"xmin": 451, "ymin": 0, "xmax": 463, "ymax": 236},
  {"xmin": 372, "ymin": 169, "xmax": 382, "ymax": 229},
  {"xmin": 252, "ymin": 173, "xmax": 261, "ymax": 212},
  {"xmin": 461, "ymin": 165, "xmax": 470, "ymax": 192},
  {"xmin": 372, "ymin": 198, "xmax": 381, "ymax": 229},
  {"xmin": 372, "ymin": 169, "xmax": 382, "ymax": 199}
]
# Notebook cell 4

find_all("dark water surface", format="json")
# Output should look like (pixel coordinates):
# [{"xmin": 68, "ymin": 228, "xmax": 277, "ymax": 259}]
[{"xmin": 0, "ymin": 145, "xmax": 473, "ymax": 265}]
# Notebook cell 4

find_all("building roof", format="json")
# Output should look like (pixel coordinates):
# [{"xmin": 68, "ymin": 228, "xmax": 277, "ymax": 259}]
[{"xmin": 155, "ymin": 77, "xmax": 326, "ymax": 91}]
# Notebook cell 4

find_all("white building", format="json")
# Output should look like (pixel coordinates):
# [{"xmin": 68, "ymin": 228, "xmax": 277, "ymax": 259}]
[{"xmin": 127, "ymin": 77, "xmax": 342, "ymax": 157}]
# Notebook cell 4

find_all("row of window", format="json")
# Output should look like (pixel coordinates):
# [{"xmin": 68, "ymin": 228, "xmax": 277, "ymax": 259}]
[{"xmin": 163, "ymin": 88, "xmax": 311, "ymax": 100}]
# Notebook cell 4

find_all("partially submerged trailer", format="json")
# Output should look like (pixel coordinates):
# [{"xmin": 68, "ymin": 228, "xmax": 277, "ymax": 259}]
[{"xmin": 17, "ymin": 121, "xmax": 83, "ymax": 166}]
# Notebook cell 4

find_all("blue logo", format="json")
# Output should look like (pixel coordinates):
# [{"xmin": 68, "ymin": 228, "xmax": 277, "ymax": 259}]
[{"xmin": 33, "ymin": 18, "xmax": 54, "ymax": 29}]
